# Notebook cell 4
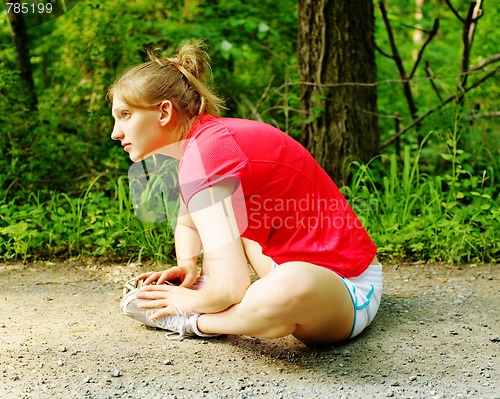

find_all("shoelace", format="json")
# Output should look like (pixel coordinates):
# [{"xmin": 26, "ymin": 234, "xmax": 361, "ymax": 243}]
[
  {"xmin": 161, "ymin": 305, "xmax": 190, "ymax": 340},
  {"xmin": 122, "ymin": 278, "xmax": 142, "ymax": 297}
]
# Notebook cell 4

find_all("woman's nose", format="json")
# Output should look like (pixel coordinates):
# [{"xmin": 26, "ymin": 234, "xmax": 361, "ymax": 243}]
[{"xmin": 111, "ymin": 123, "xmax": 123, "ymax": 141}]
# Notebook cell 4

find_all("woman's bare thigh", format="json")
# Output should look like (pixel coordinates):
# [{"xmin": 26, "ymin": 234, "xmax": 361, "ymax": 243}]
[{"xmin": 273, "ymin": 262, "xmax": 354, "ymax": 344}]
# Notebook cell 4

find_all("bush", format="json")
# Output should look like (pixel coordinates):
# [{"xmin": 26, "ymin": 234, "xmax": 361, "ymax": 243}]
[
  {"xmin": 0, "ymin": 175, "xmax": 176, "ymax": 263},
  {"xmin": 344, "ymin": 132, "xmax": 499, "ymax": 264}
]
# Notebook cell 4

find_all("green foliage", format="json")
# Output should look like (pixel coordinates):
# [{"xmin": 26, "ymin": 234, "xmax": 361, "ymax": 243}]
[
  {"xmin": 343, "ymin": 132, "xmax": 499, "ymax": 264},
  {"xmin": 0, "ymin": 175, "xmax": 175, "ymax": 263},
  {"xmin": 369, "ymin": 0, "xmax": 499, "ymax": 264},
  {"xmin": 0, "ymin": 0, "xmax": 498, "ymax": 264},
  {"xmin": 375, "ymin": 0, "xmax": 500, "ymax": 151},
  {"xmin": 0, "ymin": 0, "xmax": 298, "ymax": 199},
  {"xmin": 1, "ymin": 129, "xmax": 497, "ymax": 264}
]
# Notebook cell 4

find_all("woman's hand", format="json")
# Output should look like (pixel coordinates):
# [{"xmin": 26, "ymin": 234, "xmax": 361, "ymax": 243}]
[
  {"xmin": 135, "ymin": 285, "xmax": 196, "ymax": 319},
  {"xmin": 136, "ymin": 265, "xmax": 197, "ymax": 288}
]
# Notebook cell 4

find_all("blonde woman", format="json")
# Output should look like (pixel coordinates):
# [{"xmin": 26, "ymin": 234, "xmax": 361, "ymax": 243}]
[{"xmin": 110, "ymin": 41, "xmax": 382, "ymax": 345}]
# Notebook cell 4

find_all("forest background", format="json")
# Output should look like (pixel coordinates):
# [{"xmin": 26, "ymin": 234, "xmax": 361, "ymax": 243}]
[{"xmin": 0, "ymin": 0, "xmax": 498, "ymax": 265}]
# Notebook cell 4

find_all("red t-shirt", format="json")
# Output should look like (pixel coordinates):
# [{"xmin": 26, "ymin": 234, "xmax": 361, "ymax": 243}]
[{"xmin": 179, "ymin": 115, "xmax": 376, "ymax": 278}]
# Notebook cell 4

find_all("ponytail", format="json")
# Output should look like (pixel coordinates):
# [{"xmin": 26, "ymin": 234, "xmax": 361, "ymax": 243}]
[{"xmin": 108, "ymin": 39, "xmax": 225, "ymax": 138}]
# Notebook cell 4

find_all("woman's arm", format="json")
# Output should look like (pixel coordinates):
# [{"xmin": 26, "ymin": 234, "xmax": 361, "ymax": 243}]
[
  {"xmin": 185, "ymin": 182, "xmax": 251, "ymax": 313},
  {"xmin": 137, "ymin": 182, "xmax": 251, "ymax": 317},
  {"xmin": 137, "ymin": 200, "xmax": 201, "ymax": 287},
  {"xmin": 174, "ymin": 199, "xmax": 202, "ymax": 281}
]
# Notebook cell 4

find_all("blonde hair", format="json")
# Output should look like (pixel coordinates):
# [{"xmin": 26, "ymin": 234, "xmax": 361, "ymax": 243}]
[{"xmin": 108, "ymin": 40, "xmax": 225, "ymax": 139}]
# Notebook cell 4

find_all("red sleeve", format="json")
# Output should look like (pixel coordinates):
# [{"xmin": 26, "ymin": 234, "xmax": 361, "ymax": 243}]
[{"xmin": 179, "ymin": 119, "xmax": 248, "ymax": 205}]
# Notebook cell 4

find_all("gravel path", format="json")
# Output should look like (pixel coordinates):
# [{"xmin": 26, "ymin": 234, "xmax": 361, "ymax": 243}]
[{"xmin": 0, "ymin": 261, "xmax": 498, "ymax": 398}]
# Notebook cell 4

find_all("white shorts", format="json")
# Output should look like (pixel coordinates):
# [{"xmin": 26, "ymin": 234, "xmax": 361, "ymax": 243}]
[
  {"xmin": 271, "ymin": 261, "xmax": 383, "ymax": 339},
  {"xmin": 341, "ymin": 263, "xmax": 383, "ymax": 339}
]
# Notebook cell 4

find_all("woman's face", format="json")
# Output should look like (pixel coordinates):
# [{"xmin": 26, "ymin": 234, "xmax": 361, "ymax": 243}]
[{"xmin": 111, "ymin": 98, "xmax": 174, "ymax": 162}]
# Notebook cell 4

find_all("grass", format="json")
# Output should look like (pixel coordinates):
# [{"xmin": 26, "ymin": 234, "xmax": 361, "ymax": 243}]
[
  {"xmin": 0, "ymin": 133, "xmax": 498, "ymax": 264},
  {"xmin": 0, "ymin": 174, "xmax": 176, "ymax": 263},
  {"xmin": 343, "ymin": 132, "xmax": 499, "ymax": 264}
]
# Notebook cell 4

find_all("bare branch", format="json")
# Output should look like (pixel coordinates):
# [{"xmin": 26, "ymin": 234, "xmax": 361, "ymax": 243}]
[
  {"xmin": 253, "ymin": 75, "xmax": 276, "ymax": 119},
  {"xmin": 375, "ymin": 44, "xmax": 394, "ymax": 59},
  {"xmin": 469, "ymin": 53, "xmax": 500, "ymax": 72},
  {"xmin": 465, "ymin": 0, "xmax": 484, "ymax": 59},
  {"xmin": 459, "ymin": 1, "xmax": 484, "ymax": 103},
  {"xmin": 408, "ymin": 19, "xmax": 439, "ymax": 80},
  {"xmin": 381, "ymin": 68, "xmax": 499, "ymax": 148},
  {"xmin": 378, "ymin": 0, "xmax": 406, "ymax": 78},
  {"xmin": 444, "ymin": 0, "xmax": 464, "ymax": 23},
  {"xmin": 378, "ymin": 0, "xmax": 418, "ymax": 120},
  {"xmin": 467, "ymin": 111, "xmax": 500, "ymax": 119},
  {"xmin": 468, "ymin": 0, "xmax": 484, "ymax": 45},
  {"xmin": 399, "ymin": 23, "xmax": 436, "ymax": 34},
  {"xmin": 425, "ymin": 60, "xmax": 444, "ymax": 102},
  {"xmin": 461, "ymin": 3, "xmax": 476, "ymax": 74},
  {"xmin": 278, "ymin": 70, "xmax": 490, "ymax": 90},
  {"xmin": 239, "ymin": 95, "xmax": 264, "ymax": 122}
]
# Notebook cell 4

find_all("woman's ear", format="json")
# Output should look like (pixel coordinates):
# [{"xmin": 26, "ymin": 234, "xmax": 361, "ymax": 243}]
[{"xmin": 159, "ymin": 100, "xmax": 175, "ymax": 126}]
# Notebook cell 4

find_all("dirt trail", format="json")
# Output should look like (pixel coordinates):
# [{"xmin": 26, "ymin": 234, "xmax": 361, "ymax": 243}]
[{"xmin": 0, "ymin": 261, "xmax": 498, "ymax": 398}]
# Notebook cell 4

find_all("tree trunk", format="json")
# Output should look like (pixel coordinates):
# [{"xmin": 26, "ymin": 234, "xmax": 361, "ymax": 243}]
[
  {"xmin": 4, "ymin": 1, "xmax": 37, "ymax": 109},
  {"xmin": 298, "ymin": 0, "xmax": 379, "ymax": 183}
]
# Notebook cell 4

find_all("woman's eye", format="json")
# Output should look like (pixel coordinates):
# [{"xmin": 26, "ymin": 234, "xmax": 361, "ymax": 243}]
[{"xmin": 121, "ymin": 111, "xmax": 130, "ymax": 119}]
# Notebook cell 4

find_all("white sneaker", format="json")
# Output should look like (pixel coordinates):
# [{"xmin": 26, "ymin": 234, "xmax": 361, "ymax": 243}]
[
  {"xmin": 120, "ymin": 289, "xmax": 219, "ymax": 339},
  {"xmin": 120, "ymin": 288, "xmax": 174, "ymax": 330}
]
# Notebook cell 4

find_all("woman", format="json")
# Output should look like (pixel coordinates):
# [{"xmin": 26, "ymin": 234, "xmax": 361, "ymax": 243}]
[{"xmin": 110, "ymin": 40, "xmax": 382, "ymax": 345}]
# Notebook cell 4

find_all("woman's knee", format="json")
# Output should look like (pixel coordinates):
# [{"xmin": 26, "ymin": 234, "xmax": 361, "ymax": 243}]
[
  {"xmin": 263, "ymin": 262, "xmax": 354, "ymax": 321},
  {"xmin": 247, "ymin": 263, "xmax": 320, "ymax": 314},
  {"xmin": 231, "ymin": 262, "xmax": 353, "ymax": 341}
]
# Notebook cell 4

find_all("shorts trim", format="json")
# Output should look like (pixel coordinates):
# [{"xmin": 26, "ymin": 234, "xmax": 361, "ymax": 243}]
[
  {"xmin": 341, "ymin": 263, "xmax": 383, "ymax": 339},
  {"xmin": 271, "ymin": 260, "xmax": 383, "ymax": 339}
]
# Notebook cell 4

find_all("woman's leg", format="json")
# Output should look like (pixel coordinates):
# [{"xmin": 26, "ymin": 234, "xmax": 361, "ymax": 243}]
[
  {"xmin": 241, "ymin": 238, "xmax": 273, "ymax": 278},
  {"xmin": 196, "ymin": 261, "xmax": 354, "ymax": 345}
]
